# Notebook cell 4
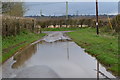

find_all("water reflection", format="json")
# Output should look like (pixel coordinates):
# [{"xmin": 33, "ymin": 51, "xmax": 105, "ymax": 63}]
[
  {"xmin": 67, "ymin": 41, "xmax": 69, "ymax": 60},
  {"xmin": 97, "ymin": 61, "xmax": 100, "ymax": 80},
  {"xmin": 2, "ymin": 41, "xmax": 115, "ymax": 78},
  {"xmin": 2, "ymin": 31, "xmax": 116, "ymax": 78},
  {"xmin": 12, "ymin": 44, "xmax": 37, "ymax": 69},
  {"xmin": 96, "ymin": 61, "xmax": 112, "ymax": 80}
]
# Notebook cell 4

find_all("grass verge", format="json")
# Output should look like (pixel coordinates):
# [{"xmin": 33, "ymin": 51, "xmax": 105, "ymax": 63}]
[
  {"xmin": 41, "ymin": 27, "xmax": 80, "ymax": 31},
  {"xmin": 2, "ymin": 30, "xmax": 46, "ymax": 63},
  {"xmin": 67, "ymin": 27, "xmax": 119, "ymax": 76}
]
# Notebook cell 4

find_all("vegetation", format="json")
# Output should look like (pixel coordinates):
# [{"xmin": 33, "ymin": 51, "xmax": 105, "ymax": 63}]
[
  {"xmin": 1, "ymin": 1, "xmax": 119, "ymax": 76},
  {"xmin": 2, "ymin": 16, "xmax": 36, "ymax": 37},
  {"xmin": 2, "ymin": 2, "xmax": 25, "ymax": 17},
  {"xmin": 2, "ymin": 2, "xmax": 36, "ymax": 37},
  {"xmin": 37, "ymin": 18, "xmax": 96, "ymax": 28},
  {"xmin": 100, "ymin": 15, "xmax": 120, "ymax": 34},
  {"xmin": 67, "ymin": 28, "xmax": 119, "ymax": 76},
  {"xmin": 2, "ymin": 30, "xmax": 46, "ymax": 63},
  {"xmin": 2, "ymin": 2, "xmax": 42, "ymax": 63},
  {"xmin": 37, "ymin": 14, "xmax": 120, "ymax": 34},
  {"xmin": 112, "ymin": 15, "xmax": 120, "ymax": 33},
  {"xmin": 41, "ymin": 27, "xmax": 80, "ymax": 31}
]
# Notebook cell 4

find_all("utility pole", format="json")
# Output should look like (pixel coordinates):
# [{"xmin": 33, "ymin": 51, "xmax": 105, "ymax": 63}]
[
  {"xmin": 96, "ymin": 0, "xmax": 99, "ymax": 79},
  {"xmin": 66, "ymin": 1, "xmax": 68, "ymax": 27},
  {"xmin": 96, "ymin": 0, "xmax": 99, "ymax": 35},
  {"xmin": 76, "ymin": 10, "xmax": 79, "ymax": 16},
  {"xmin": 40, "ymin": 9, "xmax": 42, "ymax": 16}
]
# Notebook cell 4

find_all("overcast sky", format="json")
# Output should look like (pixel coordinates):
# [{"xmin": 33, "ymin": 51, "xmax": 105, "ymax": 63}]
[
  {"xmin": 24, "ymin": 2, "xmax": 118, "ymax": 16},
  {"xmin": 24, "ymin": 0, "xmax": 120, "ymax": 2},
  {"xmin": 1, "ymin": 0, "xmax": 120, "ymax": 2}
]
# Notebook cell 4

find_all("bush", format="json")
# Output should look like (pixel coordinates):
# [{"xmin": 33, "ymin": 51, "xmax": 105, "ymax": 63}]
[
  {"xmin": 2, "ymin": 16, "xmax": 36, "ymax": 37},
  {"xmin": 112, "ymin": 15, "xmax": 120, "ymax": 33}
]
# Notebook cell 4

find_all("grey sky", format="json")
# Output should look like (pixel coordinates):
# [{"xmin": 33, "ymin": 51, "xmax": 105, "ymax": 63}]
[
  {"xmin": 1, "ymin": 0, "xmax": 120, "ymax": 2},
  {"xmin": 24, "ymin": 0, "xmax": 119, "ymax": 2},
  {"xmin": 24, "ymin": 2, "xmax": 118, "ymax": 16}
]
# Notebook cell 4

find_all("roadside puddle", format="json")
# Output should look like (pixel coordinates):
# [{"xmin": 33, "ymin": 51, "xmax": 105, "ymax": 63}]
[{"xmin": 2, "ymin": 32, "xmax": 115, "ymax": 78}]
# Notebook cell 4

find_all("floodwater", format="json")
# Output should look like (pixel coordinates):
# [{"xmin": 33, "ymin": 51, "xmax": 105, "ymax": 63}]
[{"xmin": 2, "ymin": 31, "xmax": 115, "ymax": 78}]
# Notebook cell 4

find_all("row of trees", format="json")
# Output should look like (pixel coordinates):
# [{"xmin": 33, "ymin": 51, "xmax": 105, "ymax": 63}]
[
  {"xmin": 2, "ymin": 2, "xmax": 119, "ymax": 33},
  {"xmin": 37, "ymin": 18, "xmax": 94, "ymax": 28},
  {"xmin": 36, "ymin": 18, "xmax": 109, "ymax": 28},
  {"xmin": 37, "ymin": 15, "xmax": 120, "ymax": 33}
]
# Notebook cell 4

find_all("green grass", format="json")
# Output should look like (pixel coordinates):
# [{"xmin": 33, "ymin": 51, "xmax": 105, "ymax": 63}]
[
  {"xmin": 67, "ymin": 27, "xmax": 119, "ymax": 76},
  {"xmin": 41, "ymin": 27, "xmax": 81, "ymax": 31},
  {"xmin": 2, "ymin": 30, "xmax": 46, "ymax": 63}
]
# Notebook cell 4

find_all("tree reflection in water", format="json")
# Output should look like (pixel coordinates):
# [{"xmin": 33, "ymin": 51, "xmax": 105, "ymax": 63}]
[{"xmin": 12, "ymin": 44, "xmax": 37, "ymax": 69}]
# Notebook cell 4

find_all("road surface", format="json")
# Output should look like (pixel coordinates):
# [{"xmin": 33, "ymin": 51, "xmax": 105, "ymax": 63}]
[{"xmin": 2, "ymin": 31, "xmax": 115, "ymax": 78}]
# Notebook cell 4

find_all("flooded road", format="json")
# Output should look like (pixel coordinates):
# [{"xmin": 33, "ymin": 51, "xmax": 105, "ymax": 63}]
[{"xmin": 2, "ymin": 31, "xmax": 115, "ymax": 78}]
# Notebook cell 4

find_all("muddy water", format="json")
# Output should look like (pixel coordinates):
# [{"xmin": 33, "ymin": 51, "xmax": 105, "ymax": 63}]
[{"xmin": 2, "ymin": 32, "xmax": 115, "ymax": 78}]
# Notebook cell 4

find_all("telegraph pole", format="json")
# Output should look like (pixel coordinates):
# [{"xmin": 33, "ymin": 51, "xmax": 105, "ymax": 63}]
[
  {"xmin": 40, "ymin": 9, "xmax": 42, "ymax": 16},
  {"xmin": 96, "ymin": 0, "xmax": 99, "ymax": 79},
  {"xmin": 96, "ymin": 0, "xmax": 99, "ymax": 35},
  {"xmin": 66, "ymin": 1, "xmax": 68, "ymax": 20},
  {"xmin": 76, "ymin": 10, "xmax": 79, "ymax": 16},
  {"xmin": 66, "ymin": 1, "xmax": 68, "ymax": 27}
]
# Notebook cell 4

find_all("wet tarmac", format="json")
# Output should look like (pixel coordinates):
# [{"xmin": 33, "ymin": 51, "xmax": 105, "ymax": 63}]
[{"xmin": 2, "ymin": 31, "xmax": 115, "ymax": 78}]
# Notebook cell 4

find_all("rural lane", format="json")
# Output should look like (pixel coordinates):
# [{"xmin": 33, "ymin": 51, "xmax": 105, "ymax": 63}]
[{"xmin": 2, "ymin": 31, "xmax": 115, "ymax": 78}]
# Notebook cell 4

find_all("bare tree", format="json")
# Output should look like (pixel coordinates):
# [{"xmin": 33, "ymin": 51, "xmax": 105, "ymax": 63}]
[{"xmin": 2, "ymin": 2, "xmax": 25, "ymax": 17}]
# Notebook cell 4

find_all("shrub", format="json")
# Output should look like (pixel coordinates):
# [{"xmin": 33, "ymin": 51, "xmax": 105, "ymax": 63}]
[
  {"xmin": 2, "ymin": 16, "xmax": 36, "ymax": 37},
  {"xmin": 112, "ymin": 15, "xmax": 120, "ymax": 33}
]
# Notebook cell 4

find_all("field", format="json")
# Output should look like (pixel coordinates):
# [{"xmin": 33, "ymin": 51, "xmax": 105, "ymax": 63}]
[
  {"xmin": 41, "ymin": 27, "xmax": 81, "ymax": 31},
  {"xmin": 66, "ymin": 28, "xmax": 119, "ymax": 76},
  {"xmin": 2, "ymin": 30, "xmax": 46, "ymax": 63}
]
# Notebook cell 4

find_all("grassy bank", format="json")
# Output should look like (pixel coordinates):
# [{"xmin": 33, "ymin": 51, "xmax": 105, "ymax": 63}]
[
  {"xmin": 41, "ymin": 27, "xmax": 80, "ymax": 31},
  {"xmin": 67, "ymin": 28, "xmax": 119, "ymax": 76},
  {"xmin": 2, "ymin": 30, "xmax": 46, "ymax": 63}
]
